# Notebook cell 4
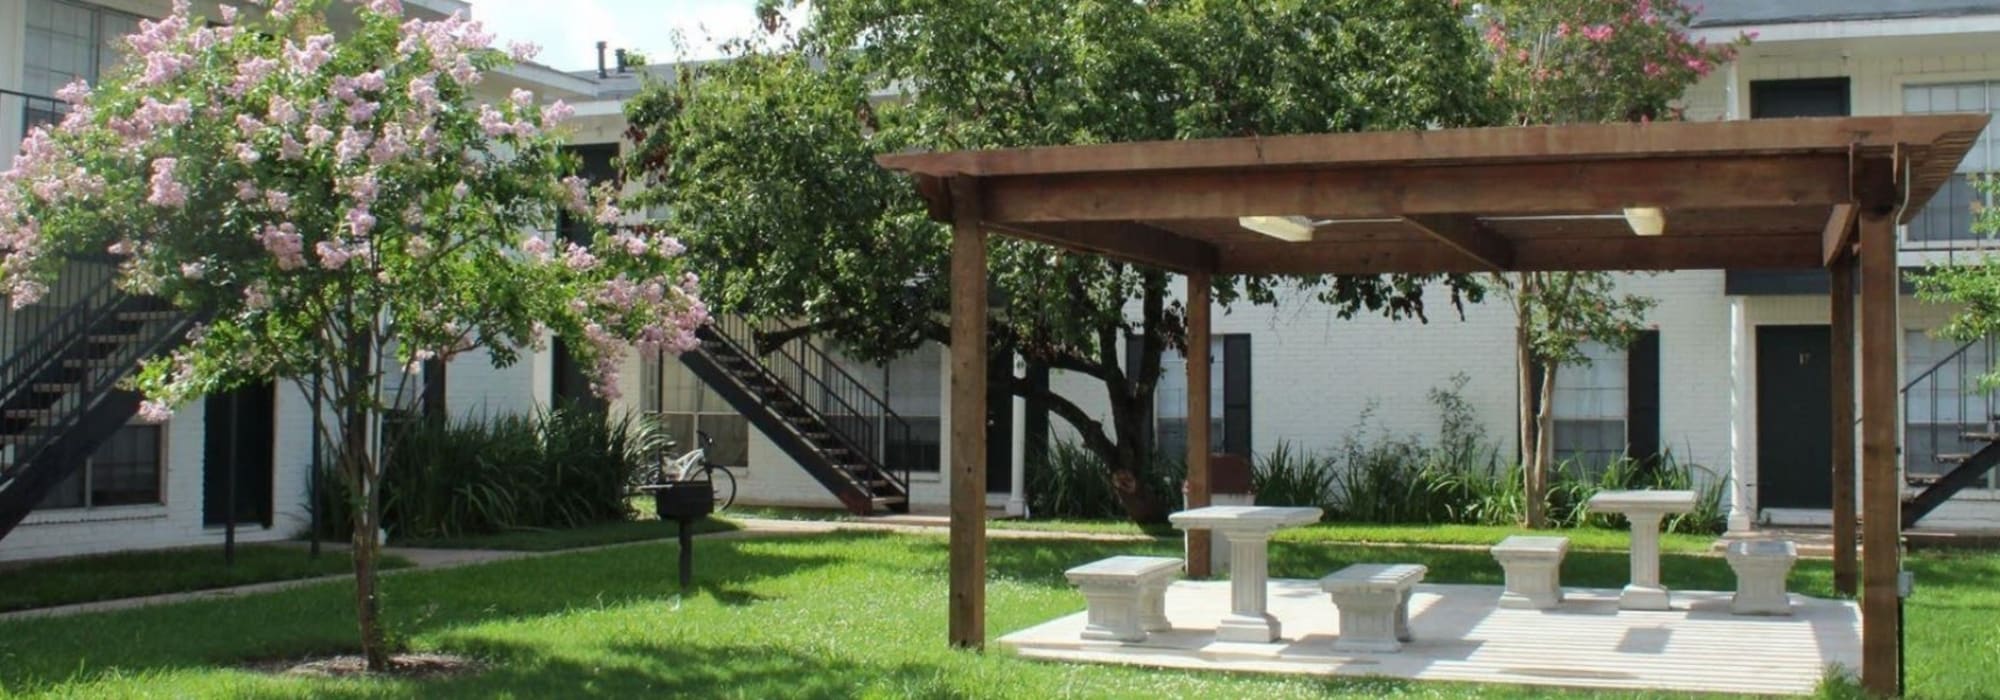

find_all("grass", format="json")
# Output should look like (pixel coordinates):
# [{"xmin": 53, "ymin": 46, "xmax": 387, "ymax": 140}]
[
  {"xmin": 0, "ymin": 530, "xmax": 1992, "ymax": 697},
  {"xmin": 0, "ymin": 544, "xmax": 411, "ymax": 613},
  {"xmin": 394, "ymin": 518, "xmax": 740, "ymax": 552},
  {"xmin": 729, "ymin": 507, "xmax": 1717, "ymax": 553}
]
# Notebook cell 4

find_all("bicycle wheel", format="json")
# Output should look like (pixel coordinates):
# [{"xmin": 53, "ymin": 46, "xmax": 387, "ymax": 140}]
[{"xmin": 706, "ymin": 464, "xmax": 738, "ymax": 511}]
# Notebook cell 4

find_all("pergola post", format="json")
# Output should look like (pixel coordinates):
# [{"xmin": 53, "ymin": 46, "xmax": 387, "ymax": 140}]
[
  {"xmin": 947, "ymin": 176, "xmax": 989, "ymax": 649},
  {"xmin": 1828, "ymin": 249, "xmax": 1858, "ymax": 597},
  {"xmin": 1857, "ymin": 208, "xmax": 1902, "ymax": 695},
  {"xmin": 1185, "ymin": 271, "xmax": 1213, "ymax": 578}
]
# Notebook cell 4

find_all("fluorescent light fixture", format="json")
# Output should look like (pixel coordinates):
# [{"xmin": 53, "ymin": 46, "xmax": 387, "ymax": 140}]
[
  {"xmin": 1622, "ymin": 207, "xmax": 1666, "ymax": 237},
  {"xmin": 1238, "ymin": 215, "xmax": 1318, "ymax": 242}
]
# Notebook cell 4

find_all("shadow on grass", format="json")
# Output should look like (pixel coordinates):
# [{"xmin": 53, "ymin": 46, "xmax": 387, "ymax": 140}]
[{"xmin": 0, "ymin": 534, "xmax": 858, "ymax": 692}]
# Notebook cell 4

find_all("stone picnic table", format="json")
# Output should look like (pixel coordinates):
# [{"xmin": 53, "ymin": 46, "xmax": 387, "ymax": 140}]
[
  {"xmin": 1586, "ymin": 489, "xmax": 1696, "ymax": 611},
  {"xmin": 1168, "ymin": 505, "xmax": 1322, "ymax": 642}
]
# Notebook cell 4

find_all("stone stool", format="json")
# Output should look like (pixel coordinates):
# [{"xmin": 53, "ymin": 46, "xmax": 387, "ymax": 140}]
[
  {"xmin": 1321, "ymin": 563, "xmax": 1426, "ymax": 653},
  {"xmin": 1724, "ymin": 539, "xmax": 1798, "ymax": 615},
  {"xmin": 1065, "ymin": 556, "xmax": 1183, "ymax": 642},
  {"xmin": 1490, "ymin": 535, "xmax": 1569, "ymax": 609}
]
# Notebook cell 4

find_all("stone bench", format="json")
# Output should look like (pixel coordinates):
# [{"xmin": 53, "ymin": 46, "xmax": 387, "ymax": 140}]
[
  {"xmin": 1065, "ymin": 555, "xmax": 1183, "ymax": 642},
  {"xmin": 1491, "ymin": 535, "xmax": 1569, "ymax": 609},
  {"xmin": 1320, "ymin": 563, "xmax": 1426, "ymax": 653},
  {"xmin": 1724, "ymin": 539, "xmax": 1797, "ymax": 615}
]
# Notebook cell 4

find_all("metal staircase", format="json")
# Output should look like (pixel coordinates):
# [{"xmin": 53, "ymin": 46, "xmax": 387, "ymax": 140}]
[
  {"xmin": 676, "ymin": 317, "xmax": 916, "ymax": 515},
  {"xmin": 1901, "ymin": 334, "xmax": 2000, "ymax": 527},
  {"xmin": 0, "ymin": 258, "xmax": 200, "ymax": 540}
]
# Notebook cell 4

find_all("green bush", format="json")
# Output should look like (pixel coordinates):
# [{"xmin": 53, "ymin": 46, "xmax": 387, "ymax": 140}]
[
  {"xmin": 314, "ymin": 405, "xmax": 668, "ymax": 541},
  {"xmin": 1026, "ymin": 440, "xmax": 1184, "ymax": 521}
]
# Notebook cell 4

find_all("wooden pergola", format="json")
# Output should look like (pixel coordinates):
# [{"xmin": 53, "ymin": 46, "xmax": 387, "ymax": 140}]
[{"xmin": 877, "ymin": 114, "xmax": 1989, "ymax": 696}]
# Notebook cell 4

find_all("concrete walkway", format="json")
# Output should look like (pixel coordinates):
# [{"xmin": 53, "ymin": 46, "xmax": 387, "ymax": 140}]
[{"xmin": 0, "ymin": 516, "xmax": 1149, "ymax": 622}]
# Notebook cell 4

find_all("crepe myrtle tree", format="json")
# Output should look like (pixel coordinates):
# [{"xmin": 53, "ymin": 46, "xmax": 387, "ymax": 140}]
[
  {"xmin": 0, "ymin": 0, "xmax": 706, "ymax": 669},
  {"xmin": 1476, "ymin": 0, "xmax": 1747, "ymax": 528},
  {"xmin": 627, "ymin": 0, "xmax": 1498, "ymax": 523}
]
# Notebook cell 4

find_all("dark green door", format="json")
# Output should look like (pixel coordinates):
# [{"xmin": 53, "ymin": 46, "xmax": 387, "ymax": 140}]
[{"xmin": 1757, "ymin": 326, "xmax": 1833, "ymax": 510}]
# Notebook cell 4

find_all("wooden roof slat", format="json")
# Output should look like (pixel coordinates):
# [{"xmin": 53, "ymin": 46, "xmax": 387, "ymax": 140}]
[
  {"xmin": 1216, "ymin": 234, "xmax": 1822, "ymax": 275},
  {"xmin": 980, "ymin": 155, "xmax": 1851, "ymax": 224},
  {"xmin": 988, "ymin": 220, "xmax": 1218, "ymax": 273},
  {"xmin": 1403, "ymin": 215, "xmax": 1512, "ymax": 272}
]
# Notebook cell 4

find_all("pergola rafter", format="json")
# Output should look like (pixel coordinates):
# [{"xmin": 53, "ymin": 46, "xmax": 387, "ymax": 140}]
[{"xmin": 879, "ymin": 114, "xmax": 1989, "ymax": 697}]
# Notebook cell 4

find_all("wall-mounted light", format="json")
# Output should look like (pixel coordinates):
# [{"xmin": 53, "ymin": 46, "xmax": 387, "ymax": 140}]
[
  {"xmin": 1623, "ymin": 207, "xmax": 1666, "ymax": 237},
  {"xmin": 1238, "ymin": 216, "xmax": 1318, "ymax": 242}
]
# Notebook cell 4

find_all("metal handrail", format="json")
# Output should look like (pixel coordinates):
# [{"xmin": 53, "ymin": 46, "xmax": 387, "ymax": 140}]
[
  {"xmin": 1902, "ymin": 333, "xmax": 1998, "ymax": 486},
  {"xmin": 4, "ymin": 307, "xmax": 200, "ymax": 480},
  {"xmin": 0, "ymin": 260, "xmax": 125, "ymax": 415},
  {"xmin": 704, "ymin": 316, "xmax": 920, "ymax": 491}
]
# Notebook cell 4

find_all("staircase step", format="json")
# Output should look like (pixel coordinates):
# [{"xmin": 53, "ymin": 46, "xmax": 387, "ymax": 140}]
[
  {"xmin": 115, "ymin": 310, "xmax": 177, "ymax": 322},
  {"xmin": 1907, "ymin": 474, "xmax": 1944, "ymax": 487},
  {"xmin": 3, "ymin": 409, "xmax": 53, "ymax": 420},
  {"xmin": 869, "ymin": 496, "xmax": 907, "ymax": 510},
  {"xmin": 1962, "ymin": 432, "xmax": 2000, "ymax": 443},
  {"xmin": 32, "ymin": 383, "xmax": 79, "ymax": 394},
  {"xmin": 88, "ymin": 333, "xmax": 140, "ymax": 344},
  {"xmin": 1935, "ymin": 453, "xmax": 1972, "ymax": 464}
]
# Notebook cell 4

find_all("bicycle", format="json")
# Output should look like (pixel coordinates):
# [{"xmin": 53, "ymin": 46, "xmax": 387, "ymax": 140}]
[{"xmin": 633, "ymin": 430, "xmax": 738, "ymax": 512}]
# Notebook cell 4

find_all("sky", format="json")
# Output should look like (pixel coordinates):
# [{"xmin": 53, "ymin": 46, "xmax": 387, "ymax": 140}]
[{"xmin": 466, "ymin": 0, "xmax": 770, "ymax": 71}]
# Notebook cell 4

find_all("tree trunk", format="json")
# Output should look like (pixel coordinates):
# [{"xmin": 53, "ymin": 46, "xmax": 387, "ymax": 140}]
[
  {"xmin": 1513, "ymin": 275, "xmax": 1546, "ymax": 529},
  {"xmin": 342, "ymin": 326, "xmax": 390, "ymax": 671},
  {"xmin": 1533, "ymin": 359, "xmax": 1559, "ymax": 529},
  {"xmin": 1105, "ymin": 392, "xmax": 1166, "ymax": 524}
]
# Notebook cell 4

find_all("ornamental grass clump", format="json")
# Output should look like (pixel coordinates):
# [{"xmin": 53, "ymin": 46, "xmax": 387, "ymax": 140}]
[{"xmin": 0, "ymin": 0, "xmax": 707, "ymax": 669}]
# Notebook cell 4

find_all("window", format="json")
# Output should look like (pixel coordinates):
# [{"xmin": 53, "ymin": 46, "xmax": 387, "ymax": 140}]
[
  {"xmin": 881, "ymin": 345, "xmax": 941, "ymax": 473},
  {"xmin": 1903, "ymin": 81, "xmax": 2000, "ymax": 246},
  {"xmin": 1152, "ymin": 335, "xmax": 1251, "ymax": 460},
  {"xmin": 22, "ymin": 0, "xmax": 139, "ymax": 126},
  {"xmin": 37, "ymin": 424, "xmax": 164, "ymax": 509},
  {"xmin": 642, "ymin": 351, "xmax": 749, "ymax": 468},
  {"xmin": 1903, "ymin": 330, "xmax": 1998, "ymax": 487},
  {"xmin": 1553, "ymin": 341, "xmax": 1628, "ymax": 473}
]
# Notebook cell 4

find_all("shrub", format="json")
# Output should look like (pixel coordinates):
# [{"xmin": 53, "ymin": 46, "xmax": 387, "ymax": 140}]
[
  {"xmin": 315, "ymin": 405, "xmax": 667, "ymax": 540},
  {"xmin": 1249, "ymin": 440, "xmax": 1336, "ymax": 510},
  {"xmin": 1026, "ymin": 440, "xmax": 1184, "ymax": 520}
]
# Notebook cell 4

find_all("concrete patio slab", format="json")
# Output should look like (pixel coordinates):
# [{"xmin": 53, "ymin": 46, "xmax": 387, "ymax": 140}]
[{"xmin": 1003, "ymin": 580, "xmax": 1858, "ymax": 696}]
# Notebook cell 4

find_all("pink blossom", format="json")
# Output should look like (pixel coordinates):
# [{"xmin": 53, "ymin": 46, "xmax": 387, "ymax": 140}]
[
  {"xmin": 259, "ymin": 223, "xmax": 305, "ymax": 269},
  {"xmin": 305, "ymin": 123, "xmax": 334, "ymax": 148},
  {"xmin": 54, "ymin": 79, "xmax": 91, "ymax": 105},
  {"xmin": 563, "ymin": 242, "xmax": 599, "ymax": 271},
  {"xmin": 315, "ymin": 240, "xmax": 354, "ymax": 269},
  {"xmin": 407, "ymin": 75, "xmax": 440, "ymax": 113},
  {"xmin": 179, "ymin": 261, "xmax": 207, "ymax": 279},
  {"xmin": 477, "ymin": 104, "xmax": 510, "ymax": 137},
  {"xmin": 235, "ymin": 180, "xmax": 261, "ymax": 202},
  {"xmin": 217, "ymin": 4, "xmax": 239, "ymax": 24},
  {"xmin": 235, "ymin": 142, "xmax": 262, "ymax": 164},
  {"xmin": 285, "ymin": 34, "xmax": 336, "ymax": 74},
  {"xmin": 243, "ymin": 283, "xmax": 270, "ymax": 309},
  {"xmin": 510, "ymin": 88, "xmax": 535, "ymax": 108},
  {"xmin": 135, "ymin": 97, "xmax": 194, "ymax": 130},
  {"xmin": 278, "ymin": 134, "xmax": 306, "ymax": 160},
  {"xmin": 559, "ymin": 176, "xmax": 590, "ymax": 212},
  {"xmin": 1643, "ymin": 61, "xmax": 1665, "ymax": 77},
  {"xmin": 342, "ymin": 173, "xmax": 381, "ymax": 204},
  {"xmin": 147, "ymin": 158, "xmax": 187, "ymax": 208},
  {"xmin": 346, "ymin": 100, "xmax": 381, "ymax": 123},
  {"xmin": 137, "ymin": 400, "xmax": 174, "ymax": 423},
  {"xmin": 508, "ymin": 40, "xmax": 541, "ymax": 62},
  {"xmin": 264, "ymin": 189, "xmax": 292, "ymax": 213},
  {"xmin": 366, "ymin": 0, "xmax": 403, "ymax": 16},
  {"xmin": 267, "ymin": 96, "xmax": 299, "ymax": 125},
  {"xmin": 541, "ymin": 100, "xmax": 574, "ymax": 126},
  {"xmin": 452, "ymin": 181, "xmax": 470, "ymax": 199},
  {"xmin": 368, "ymin": 124, "xmax": 409, "ymax": 164},
  {"xmin": 232, "ymin": 56, "xmax": 279, "ymax": 96},
  {"xmin": 1580, "ymin": 25, "xmax": 1615, "ymax": 42},
  {"xmin": 334, "ymin": 126, "xmax": 371, "ymax": 163},
  {"xmin": 346, "ymin": 206, "xmax": 377, "ymax": 237},
  {"xmin": 521, "ymin": 234, "xmax": 551, "ymax": 261}
]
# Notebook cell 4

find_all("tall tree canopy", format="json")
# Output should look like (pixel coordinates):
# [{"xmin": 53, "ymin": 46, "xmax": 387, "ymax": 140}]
[{"xmin": 626, "ymin": 0, "xmax": 1497, "ymax": 522}]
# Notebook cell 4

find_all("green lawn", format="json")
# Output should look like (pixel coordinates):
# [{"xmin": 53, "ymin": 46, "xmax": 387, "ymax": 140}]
[
  {"xmin": 395, "ymin": 519, "xmax": 740, "ymax": 552},
  {"xmin": 0, "ymin": 544, "xmax": 410, "ymax": 613},
  {"xmin": 729, "ymin": 507, "xmax": 1718, "ymax": 554},
  {"xmin": 0, "ymin": 530, "xmax": 1992, "ymax": 697}
]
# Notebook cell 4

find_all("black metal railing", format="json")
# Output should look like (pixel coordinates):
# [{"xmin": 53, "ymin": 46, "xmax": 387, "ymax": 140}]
[
  {"xmin": 1903, "ymin": 333, "xmax": 1999, "ymax": 488},
  {"xmin": 0, "ymin": 258, "xmax": 123, "ymax": 435},
  {"xmin": 704, "ymin": 316, "xmax": 929, "ymax": 489},
  {"xmin": 1, "ymin": 87, "xmax": 67, "ymax": 165},
  {"xmin": 4, "ymin": 302, "xmax": 194, "ymax": 481}
]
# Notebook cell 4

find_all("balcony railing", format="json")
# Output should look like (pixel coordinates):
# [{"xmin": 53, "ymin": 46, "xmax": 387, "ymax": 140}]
[{"xmin": 1, "ymin": 88, "xmax": 66, "ymax": 168}]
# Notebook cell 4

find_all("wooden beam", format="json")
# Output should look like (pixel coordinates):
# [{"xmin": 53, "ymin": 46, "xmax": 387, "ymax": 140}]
[
  {"xmin": 981, "ymin": 155, "xmax": 1851, "ymax": 223},
  {"xmin": 989, "ymin": 221, "xmax": 1218, "ymax": 273},
  {"xmin": 1857, "ymin": 209, "xmax": 1902, "ymax": 696},
  {"xmin": 1821, "ymin": 204, "xmax": 1859, "ymax": 266},
  {"xmin": 1402, "ymin": 215, "xmax": 1514, "ymax": 271},
  {"xmin": 877, "ymin": 114, "xmax": 1989, "ymax": 179},
  {"xmin": 947, "ymin": 176, "xmax": 989, "ymax": 650},
  {"xmin": 1829, "ymin": 250, "xmax": 1858, "ymax": 597},
  {"xmin": 1216, "ymin": 233, "xmax": 1821, "ymax": 275},
  {"xmin": 1185, "ymin": 271, "xmax": 1213, "ymax": 579}
]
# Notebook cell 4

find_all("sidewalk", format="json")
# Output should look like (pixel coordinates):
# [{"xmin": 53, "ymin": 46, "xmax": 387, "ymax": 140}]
[{"xmin": 0, "ymin": 516, "xmax": 1148, "ymax": 622}]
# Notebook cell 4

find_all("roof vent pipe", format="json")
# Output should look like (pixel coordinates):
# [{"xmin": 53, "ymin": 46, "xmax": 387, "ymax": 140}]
[
  {"xmin": 615, "ymin": 48, "xmax": 629, "ymax": 74},
  {"xmin": 596, "ymin": 41, "xmax": 609, "ymax": 78}
]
